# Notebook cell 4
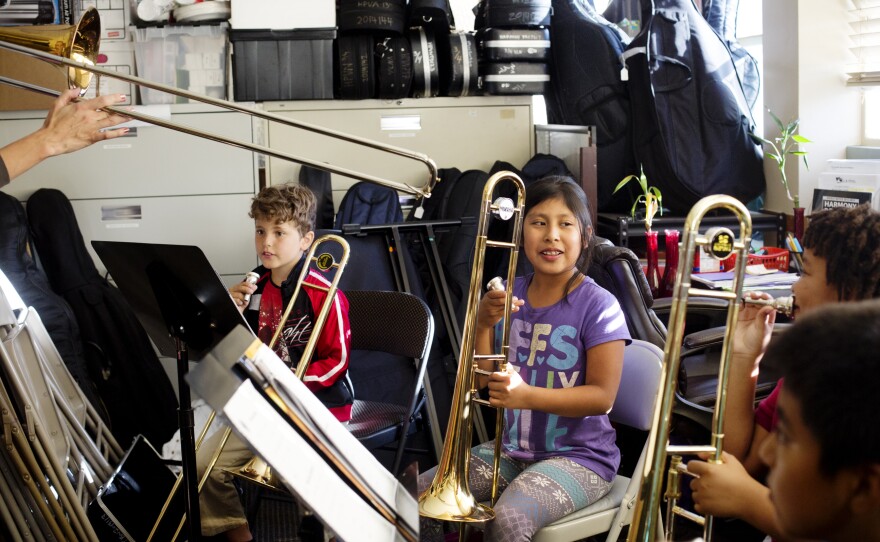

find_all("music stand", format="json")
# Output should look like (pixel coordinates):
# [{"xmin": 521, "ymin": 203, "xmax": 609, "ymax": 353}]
[{"xmin": 92, "ymin": 240, "xmax": 252, "ymax": 542}]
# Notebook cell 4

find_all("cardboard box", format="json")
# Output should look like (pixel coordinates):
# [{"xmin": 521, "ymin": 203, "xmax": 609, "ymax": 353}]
[
  {"xmin": 230, "ymin": 0, "xmax": 334, "ymax": 30},
  {"xmin": 825, "ymin": 158, "xmax": 880, "ymax": 175},
  {"xmin": 0, "ymin": 48, "xmax": 66, "ymax": 111},
  {"xmin": 818, "ymin": 171, "xmax": 880, "ymax": 193}
]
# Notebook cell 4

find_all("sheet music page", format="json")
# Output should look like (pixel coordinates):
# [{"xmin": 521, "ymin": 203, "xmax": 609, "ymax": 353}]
[
  {"xmin": 225, "ymin": 381, "xmax": 400, "ymax": 542},
  {"xmin": 246, "ymin": 341, "xmax": 418, "ymax": 533}
]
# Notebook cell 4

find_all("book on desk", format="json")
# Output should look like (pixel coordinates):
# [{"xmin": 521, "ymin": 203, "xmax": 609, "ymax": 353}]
[{"xmin": 692, "ymin": 270, "xmax": 799, "ymax": 291}]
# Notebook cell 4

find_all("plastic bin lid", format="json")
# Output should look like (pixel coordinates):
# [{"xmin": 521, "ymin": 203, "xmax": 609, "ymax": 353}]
[{"xmin": 174, "ymin": 1, "xmax": 231, "ymax": 23}]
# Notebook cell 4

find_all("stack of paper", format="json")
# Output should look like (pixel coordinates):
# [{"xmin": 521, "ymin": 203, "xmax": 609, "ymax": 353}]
[{"xmin": 692, "ymin": 271, "xmax": 799, "ymax": 291}]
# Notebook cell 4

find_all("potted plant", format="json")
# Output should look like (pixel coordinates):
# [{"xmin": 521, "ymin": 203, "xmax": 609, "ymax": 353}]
[
  {"xmin": 613, "ymin": 167, "xmax": 663, "ymax": 232},
  {"xmin": 613, "ymin": 168, "xmax": 677, "ymax": 297},
  {"xmin": 751, "ymin": 109, "xmax": 812, "ymax": 239}
]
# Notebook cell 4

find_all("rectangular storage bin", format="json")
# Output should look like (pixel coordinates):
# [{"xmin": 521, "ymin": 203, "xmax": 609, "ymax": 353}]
[
  {"xmin": 721, "ymin": 246, "xmax": 791, "ymax": 272},
  {"xmin": 229, "ymin": 28, "xmax": 336, "ymax": 101},
  {"xmin": 133, "ymin": 24, "xmax": 228, "ymax": 105}
]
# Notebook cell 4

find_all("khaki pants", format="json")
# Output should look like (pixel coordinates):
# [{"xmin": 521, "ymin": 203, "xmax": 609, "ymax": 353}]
[{"xmin": 196, "ymin": 428, "xmax": 252, "ymax": 536}]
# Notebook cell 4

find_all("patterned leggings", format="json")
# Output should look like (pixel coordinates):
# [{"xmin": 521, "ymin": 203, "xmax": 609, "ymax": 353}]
[{"xmin": 418, "ymin": 442, "xmax": 612, "ymax": 542}]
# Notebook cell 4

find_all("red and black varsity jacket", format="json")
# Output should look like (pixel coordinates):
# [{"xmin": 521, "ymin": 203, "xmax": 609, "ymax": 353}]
[{"xmin": 243, "ymin": 258, "xmax": 353, "ymax": 422}]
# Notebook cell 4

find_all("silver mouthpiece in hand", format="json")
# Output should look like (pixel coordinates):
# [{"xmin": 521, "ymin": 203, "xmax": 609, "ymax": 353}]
[
  {"xmin": 742, "ymin": 295, "xmax": 795, "ymax": 317},
  {"xmin": 486, "ymin": 276, "xmax": 504, "ymax": 292},
  {"xmin": 242, "ymin": 271, "xmax": 259, "ymax": 304}
]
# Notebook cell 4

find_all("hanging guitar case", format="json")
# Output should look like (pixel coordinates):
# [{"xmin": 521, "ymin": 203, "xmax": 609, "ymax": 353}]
[
  {"xmin": 622, "ymin": 0, "xmax": 764, "ymax": 214},
  {"xmin": 335, "ymin": 34, "xmax": 377, "ymax": 100},
  {"xmin": 544, "ymin": 0, "xmax": 638, "ymax": 213},
  {"xmin": 25, "ymin": 188, "xmax": 180, "ymax": 447},
  {"xmin": 0, "ymin": 191, "xmax": 106, "ymax": 422},
  {"xmin": 702, "ymin": 0, "xmax": 760, "ymax": 109}
]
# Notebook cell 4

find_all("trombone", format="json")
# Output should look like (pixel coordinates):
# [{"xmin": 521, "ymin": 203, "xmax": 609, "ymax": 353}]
[
  {"xmin": 627, "ymin": 195, "xmax": 754, "ymax": 542},
  {"xmin": 149, "ymin": 234, "xmax": 351, "ymax": 541},
  {"xmin": 0, "ymin": 9, "xmax": 440, "ymax": 199},
  {"xmin": 419, "ymin": 171, "xmax": 526, "ymax": 523}
]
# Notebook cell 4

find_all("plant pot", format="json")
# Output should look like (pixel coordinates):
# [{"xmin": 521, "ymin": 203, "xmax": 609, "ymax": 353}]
[
  {"xmin": 792, "ymin": 206, "xmax": 805, "ymax": 240},
  {"xmin": 645, "ymin": 230, "xmax": 660, "ymax": 298},
  {"xmin": 658, "ymin": 229, "xmax": 680, "ymax": 298}
]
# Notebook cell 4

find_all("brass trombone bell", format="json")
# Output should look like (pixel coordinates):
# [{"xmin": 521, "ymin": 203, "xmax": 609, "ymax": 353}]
[{"xmin": 0, "ymin": 8, "xmax": 100, "ymax": 93}]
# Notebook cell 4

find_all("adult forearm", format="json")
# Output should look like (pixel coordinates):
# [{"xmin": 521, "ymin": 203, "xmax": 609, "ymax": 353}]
[{"xmin": 0, "ymin": 132, "xmax": 51, "ymax": 181}]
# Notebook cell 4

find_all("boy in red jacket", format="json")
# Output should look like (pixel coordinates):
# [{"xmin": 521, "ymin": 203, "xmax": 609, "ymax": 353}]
[{"xmin": 199, "ymin": 183, "xmax": 352, "ymax": 541}]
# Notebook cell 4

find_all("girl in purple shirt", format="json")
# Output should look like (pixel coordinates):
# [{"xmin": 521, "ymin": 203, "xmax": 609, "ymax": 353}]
[{"xmin": 419, "ymin": 176, "xmax": 631, "ymax": 541}]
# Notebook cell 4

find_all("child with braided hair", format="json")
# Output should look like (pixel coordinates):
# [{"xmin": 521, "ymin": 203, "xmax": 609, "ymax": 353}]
[{"xmin": 688, "ymin": 204, "xmax": 880, "ymax": 541}]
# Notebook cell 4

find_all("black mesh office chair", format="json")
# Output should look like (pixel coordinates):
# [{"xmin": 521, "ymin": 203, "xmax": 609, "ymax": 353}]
[
  {"xmin": 585, "ymin": 237, "xmax": 667, "ymax": 350},
  {"xmin": 345, "ymin": 289, "xmax": 435, "ymax": 474}
]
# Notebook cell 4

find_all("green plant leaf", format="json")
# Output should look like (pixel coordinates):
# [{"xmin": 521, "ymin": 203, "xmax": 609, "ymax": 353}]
[
  {"xmin": 769, "ymin": 109, "xmax": 784, "ymax": 131},
  {"xmin": 767, "ymin": 152, "xmax": 782, "ymax": 162},
  {"xmin": 637, "ymin": 170, "xmax": 648, "ymax": 194},
  {"xmin": 790, "ymin": 151, "xmax": 808, "ymax": 156},
  {"xmin": 613, "ymin": 175, "xmax": 637, "ymax": 194},
  {"xmin": 791, "ymin": 134, "xmax": 812, "ymax": 144}
]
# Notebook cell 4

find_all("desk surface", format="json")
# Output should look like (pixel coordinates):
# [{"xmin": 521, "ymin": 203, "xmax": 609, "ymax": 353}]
[{"xmin": 597, "ymin": 210, "xmax": 786, "ymax": 247}]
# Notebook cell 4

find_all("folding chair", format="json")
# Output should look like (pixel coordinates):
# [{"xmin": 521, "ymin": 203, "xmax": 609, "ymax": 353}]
[
  {"xmin": 345, "ymin": 289, "xmax": 435, "ymax": 474},
  {"xmin": 533, "ymin": 339, "xmax": 664, "ymax": 542}
]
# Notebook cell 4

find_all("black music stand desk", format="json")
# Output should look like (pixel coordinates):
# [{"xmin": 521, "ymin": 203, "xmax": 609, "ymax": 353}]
[{"xmin": 92, "ymin": 240, "xmax": 252, "ymax": 542}]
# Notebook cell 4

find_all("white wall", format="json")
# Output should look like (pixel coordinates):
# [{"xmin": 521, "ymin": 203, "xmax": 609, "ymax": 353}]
[{"xmin": 763, "ymin": 0, "xmax": 861, "ymax": 214}]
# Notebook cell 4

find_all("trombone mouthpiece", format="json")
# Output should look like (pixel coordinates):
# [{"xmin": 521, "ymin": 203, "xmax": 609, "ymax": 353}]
[
  {"xmin": 742, "ymin": 295, "xmax": 795, "ymax": 317},
  {"xmin": 486, "ymin": 276, "xmax": 504, "ymax": 292},
  {"xmin": 242, "ymin": 272, "xmax": 259, "ymax": 303}
]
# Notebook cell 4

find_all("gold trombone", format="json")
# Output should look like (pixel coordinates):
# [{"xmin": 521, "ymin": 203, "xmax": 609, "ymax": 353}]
[
  {"xmin": 419, "ymin": 171, "xmax": 526, "ymax": 523},
  {"xmin": 627, "ymin": 195, "xmax": 754, "ymax": 542},
  {"xmin": 0, "ymin": 11, "xmax": 440, "ymax": 198},
  {"xmin": 149, "ymin": 234, "xmax": 351, "ymax": 541}
]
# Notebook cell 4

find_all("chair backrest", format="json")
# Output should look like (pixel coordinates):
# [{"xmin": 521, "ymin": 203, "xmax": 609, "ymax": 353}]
[
  {"xmin": 346, "ymin": 290, "xmax": 433, "ymax": 360},
  {"xmin": 586, "ymin": 239, "xmax": 668, "ymax": 350},
  {"xmin": 609, "ymin": 340, "xmax": 664, "ymax": 431}
]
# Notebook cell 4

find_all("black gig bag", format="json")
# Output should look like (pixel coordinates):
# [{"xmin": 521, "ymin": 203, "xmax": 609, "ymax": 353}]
[
  {"xmin": 25, "ymin": 188, "xmax": 179, "ymax": 447},
  {"xmin": 702, "ymin": 0, "xmax": 760, "ymax": 109},
  {"xmin": 544, "ymin": 0, "xmax": 637, "ymax": 213},
  {"xmin": 623, "ymin": 0, "xmax": 764, "ymax": 214},
  {"xmin": 0, "ymin": 191, "xmax": 106, "ymax": 421}
]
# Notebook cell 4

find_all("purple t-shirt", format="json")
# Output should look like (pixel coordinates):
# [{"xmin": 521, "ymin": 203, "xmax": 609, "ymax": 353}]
[{"xmin": 501, "ymin": 274, "xmax": 632, "ymax": 481}]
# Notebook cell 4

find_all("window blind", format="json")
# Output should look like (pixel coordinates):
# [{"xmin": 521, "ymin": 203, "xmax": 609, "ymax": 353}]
[{"xmin": 849, "ymin": 0, "xmax": 880, "ymax": 85}]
